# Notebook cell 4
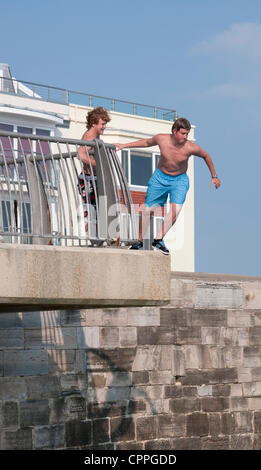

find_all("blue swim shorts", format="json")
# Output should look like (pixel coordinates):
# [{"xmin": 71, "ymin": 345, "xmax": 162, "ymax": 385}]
[{"xmin": 145, "ymin": 168, "xmax": 190, "ymax": 207}]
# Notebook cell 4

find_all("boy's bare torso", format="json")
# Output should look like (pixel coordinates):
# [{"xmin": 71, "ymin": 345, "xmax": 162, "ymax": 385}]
[{"xmin": 155, "ymin": 134, "xmax": 195, "ymax": 176}]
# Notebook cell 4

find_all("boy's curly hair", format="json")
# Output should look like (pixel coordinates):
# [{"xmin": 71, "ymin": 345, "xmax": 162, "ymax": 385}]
[{"xmin": 86, "ymin": 107, "xmax": 111, "ymax": 129}]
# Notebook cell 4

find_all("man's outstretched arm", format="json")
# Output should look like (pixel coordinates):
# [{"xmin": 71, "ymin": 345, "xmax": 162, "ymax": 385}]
[
  {"xmin": 113, "ymin": 135, "xmax": 158, "ymax": 151},
  {"xmin": 191, "ymin": 143, "xmax": 221, "ymax": 189}
]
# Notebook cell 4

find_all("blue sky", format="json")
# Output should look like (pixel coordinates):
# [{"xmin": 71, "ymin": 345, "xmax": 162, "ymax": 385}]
[{"xmin": 1, "ymin": 0, "xmax": 261, "ymax": 275}]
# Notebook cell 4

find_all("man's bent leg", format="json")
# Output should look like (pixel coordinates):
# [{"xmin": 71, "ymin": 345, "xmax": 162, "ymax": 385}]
[{"xmin": 155, "ymin": 202, "xmax": 182, "ymax": 240}]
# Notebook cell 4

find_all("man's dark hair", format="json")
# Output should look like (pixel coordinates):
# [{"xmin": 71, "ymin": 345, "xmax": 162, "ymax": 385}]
[
  {"xmin": 86, "ymin": 107, "xmax": 111, "ymax": 129},
  {"xmin": 171, "ymin": 117, "xmax": 191, "ymax": 133}
]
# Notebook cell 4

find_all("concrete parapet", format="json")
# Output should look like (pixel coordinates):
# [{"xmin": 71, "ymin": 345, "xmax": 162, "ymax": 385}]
[{"xmin": 0, "ymin": 244, "xmax": 170, "ymax": 311}]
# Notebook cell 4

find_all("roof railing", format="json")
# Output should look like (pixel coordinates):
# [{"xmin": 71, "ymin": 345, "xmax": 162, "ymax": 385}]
[{"xmin": 0, "ymin": 76, "xmax": 177, "ymax": 122}]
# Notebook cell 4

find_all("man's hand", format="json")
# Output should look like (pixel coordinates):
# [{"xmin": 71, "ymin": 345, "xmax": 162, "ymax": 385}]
[
  {"xmin": 211, "ymin": 177, "xmax": 221, "ymax": 189},
  {"xmin": 113, "ymin": 143, "xmax": 125, "ymax": 151}
]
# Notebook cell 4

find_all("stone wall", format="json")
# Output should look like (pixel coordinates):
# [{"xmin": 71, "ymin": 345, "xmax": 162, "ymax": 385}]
[{"xmin": 0, "ymin": 273, "xmax": 261, "ymax": 449}]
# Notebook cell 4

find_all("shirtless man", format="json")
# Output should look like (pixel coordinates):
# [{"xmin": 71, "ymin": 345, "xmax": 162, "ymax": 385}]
[
  {"xmin": 114, "ymin": 117, "xmax": 221, "ymax": 254},
  {"xmin": 78, "ymin": 107, "xmax": 110, "ymax": 234}
]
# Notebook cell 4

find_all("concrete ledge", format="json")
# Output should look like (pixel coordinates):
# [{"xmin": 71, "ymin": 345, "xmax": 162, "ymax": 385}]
[{"xmin": 0, "ymin": 244, "xmax": 170, "ymax": 311}]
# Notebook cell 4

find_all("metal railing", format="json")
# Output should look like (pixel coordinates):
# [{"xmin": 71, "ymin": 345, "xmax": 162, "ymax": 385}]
[
  {"xmin": 0, "ymin": 76, "xmax": 177, "ymax": 122},
  {"xmin": 0, "ymin": 130, "xmax": 138, "ymax": 246}
]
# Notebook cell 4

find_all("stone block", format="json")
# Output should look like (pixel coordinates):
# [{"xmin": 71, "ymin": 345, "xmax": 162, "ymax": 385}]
[
  {"xmin": 0, "ymin": 401, "xmax": 18, "ymax": 427},
  {"xmin": 0, "ymin": 312, "xmax": 23, "ymax": 328},
  {"xmin": 25, "ymin": 375, "xmax": 60, "ymax": 399},
  {"xmin": 60, "ymin": 373, "xmax": 88, "ymax": 393},
  {"xmin": 65, "ymin": 420, "xmax": 92, "ymax": 447},
  {"xmin": 212, "ymin": 384, "xmax": 231, "ymax": 396},
  {"xmin": 144, "ymin": 439, "xmax": 174, "ymax": 450},
  {"xmin": 183, "ymin": 386, "xmax": 198, "ymax": 397},
  {"xmin": 243, "ymin": 347, "xmax": 261, "ymax": 367},
  {"xmin": 186, "ymin": 413, "xmax": 209, "ymax": 437},
  {"xmin": 24, "ymin": 327, "xmax": 77, "ymax": 349},
  {"xmin": 127, "ymin": 308, "xmax": 160, "ymax": 326},
  {"xmin": 220, "ymin": 327, "xmax": 249, "ymax": 347},
  {"xmin": 243, "ymin": 382, "xmax": 261, "ymax": 397},
  {"xmin": 116, "ymin": 441, "xmax": 144, "ymax": 450},
  {"xmin": 254, "ymin": 311, "xmax": 261, "ymax": 325},
  {"xmin": 195, "ymin": 283, "xmax": 242, "ymax": 309},
  {"xmin": 201, "ymin": 436, "xmax": 230, "ymax": 450},
  {"xmin": 170, "ymin": 279, "xmax": 195, "ymax": 308},
  {"xmin": 0, "ymin": 329, "xmax": 24, "ymax": 348},
  {"xmin": 136, "ymin": 416, "xmax": 157, "ymax": 441},
  {"xmin": 164, "ymin": 385, "xmax": 182, "ymax": 399},
  {"xmin": 49, "ymin": 397, "xmax": 66, "ymax": 424},
  {"xmin": 253, "ymin": 433, "xmax": 261, "ymax": 449},
  {"xmin": 88, "ymin": 399, "xmax": 128, "ymax": 419},
  {"xmin": 227, "ymin": 310, "xmax": 254, "ymax": 327},
  {"xmin": 137, "ymin": 326, "xmax": 178, "ymax": 345},
  {"xmin": 173, "ymin": 346, "xmax": 185, "ymax": 376},
  {"xmin": 175, "ymin": 327, "xmax": 202, "ymax": 344},
  {"xmin": 77, "ymin": 327, "xmax": 100, "ymax": 349},
  {"xmin": 110, "ymin": 416, "xmax": 135, "ymax": 442},
  {"xmin": 87, "ymin": 347, "xmax": 136, "ymax": 373},
  {"xmin": 222, "ymin": 346, "xmax": 243, "ymax": 367},
  {"xmin": 201, "ymin": 327, "xmax": 220, "ymax": 345},
  {"xmin": 100, "ymin": 327, "xmax": 119, "ymax": 348},
  {"xmin": 231, "ymin": 434, "xmax": 253, "ymax": 449},
  {"xmin": 197, "ymin": 385, "xmax": 213, "ymax": 397},
  {"xmin": 93, "ymin": 418, "xmax": 110, "ymax": 444},
  {"xmin": 20, "ymin": 400, "xmax": 50, "ymax": 427},
  {"xmin": 4, "ymin": 350, "xmax": 48, "ymax": 376},
  {"xmin": 248, "ymin": 397, "xmax": 261, "ymax": 410},
  {"xmin": 230, "ymin": 384, "xmax": 242, "ymax": 397},
  {"xmin": 182, "ymin": 367, "xmax": 238, "ymax": 386},
  {"xmin": 105, "ymin": 371, "xmax": 132, "ymax": 387},
  {"xmin": 0, "ymin": 351, "xmax": 3, "ymax": 377},
  {"xmin": 23, "ymin": 310, "xmax": 60, "ymax": 328},
  {"xmin": 254, "ymin": 412, "xmax": 261, "ymax": 433},
  {"xmin": 128, "ymin": 399, "xmax": 147, "ymax": 415},
  {"xmin": 132, "ymin": 347, "xmax": 159, "ymax": 372},
  {"xmin": 209, "ymin": 413, "xmax": 221, "ymax": 436},
  {"xmin": 249, "ymin": 327, "xmax": 261, "ymax": 345},
  {"xmin": 158, "ymin": 414, "xmax": 185, "ymax": 438},
  {"xmin": 238, "ymin": 368, "xmax": 252, "ymax": 383},
  {"xmin": 221, "ymin": 412, "xmax": 236, "ymax": 435},
  {"xmin": 188, "ymin": 309, "xmax": 227, "ymax": 327},
  {"xmin": 234, "ymin": 411, "xmax": 253, "ymax": 433},
  {"xmin": 35, "ymin": 424, "xmax": 65, "ymax": 449},
  {"xmin": 132, "ymin": 371, "xmax": 149, "ymax": 385},
  {"xmin": 119, "ymin": 327, "xmax": 137, "ymax": 347},
  {"xmin": 2, "ymin": 428, "xmax": 32, "ymax": 450},
  {"xmin": 252, "ymin": 367, "xmax": 261, "ymax": 381},
  {"xmin": 169, "ymin": 398, "xmax": 201, "ymax": 413},
  {"xmin": 88, "ymin": 373, "xmax": 106, "ymax": 388},
  {"xmin": 48, "ymin": 349, "xmax": 76, "ymax": 374},
  {"xmin": 149, "ymin": 370, "xmax": 174, "ymax": 385},
  {"xmin": 201, "ymin": 397, "xmax": 229, "ymax": 412},
  {"xmin": 160, "ymin": 308, "xmax": 188, "ymax": 327},
  {"xmin": 243, "ymin": 282, "xmax": 261, "ymax": 309},
  {"xmin": 102, "ymin": 309, "xmax": 128, "ymax": 326},
  {"xmin": 66, "ymin": 396, "xmax": 87, "ymax": 420},
  {"xmin": 230, "ymin": 397, "xmax": 249, "ymax": 411},
  {"xmin": 0, "ymin": 377, "xmax": 26, "ymax": 400},
  {"xmin": 171, "ymin": 438, "xmax": 201, "ymax": 450}
]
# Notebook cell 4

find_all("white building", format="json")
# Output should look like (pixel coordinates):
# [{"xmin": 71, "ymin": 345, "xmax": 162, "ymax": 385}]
[{"xmin": 0, "ymin": 64, "xmax": 195, "ymax": 271}]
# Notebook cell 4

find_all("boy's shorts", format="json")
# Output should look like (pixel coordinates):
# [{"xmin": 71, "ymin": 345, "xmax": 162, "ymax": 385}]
[{"xmin": 145, "ymin": 168, "xmax": 189, "ymax": 207}]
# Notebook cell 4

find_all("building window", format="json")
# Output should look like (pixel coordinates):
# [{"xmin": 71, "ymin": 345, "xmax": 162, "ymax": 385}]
[
  {"xmin": 131, "ymin": 151, "xmax": 152, "ymax": 186},
  {"xmin": 121, "ymin": 150, "xmax": 160, "ymax": 188}
]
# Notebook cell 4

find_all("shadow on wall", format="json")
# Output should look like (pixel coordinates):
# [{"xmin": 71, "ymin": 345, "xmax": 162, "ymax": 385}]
[{"xmin": 0, "ymin": 309, "xmax": 156, "ymax": 448}]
